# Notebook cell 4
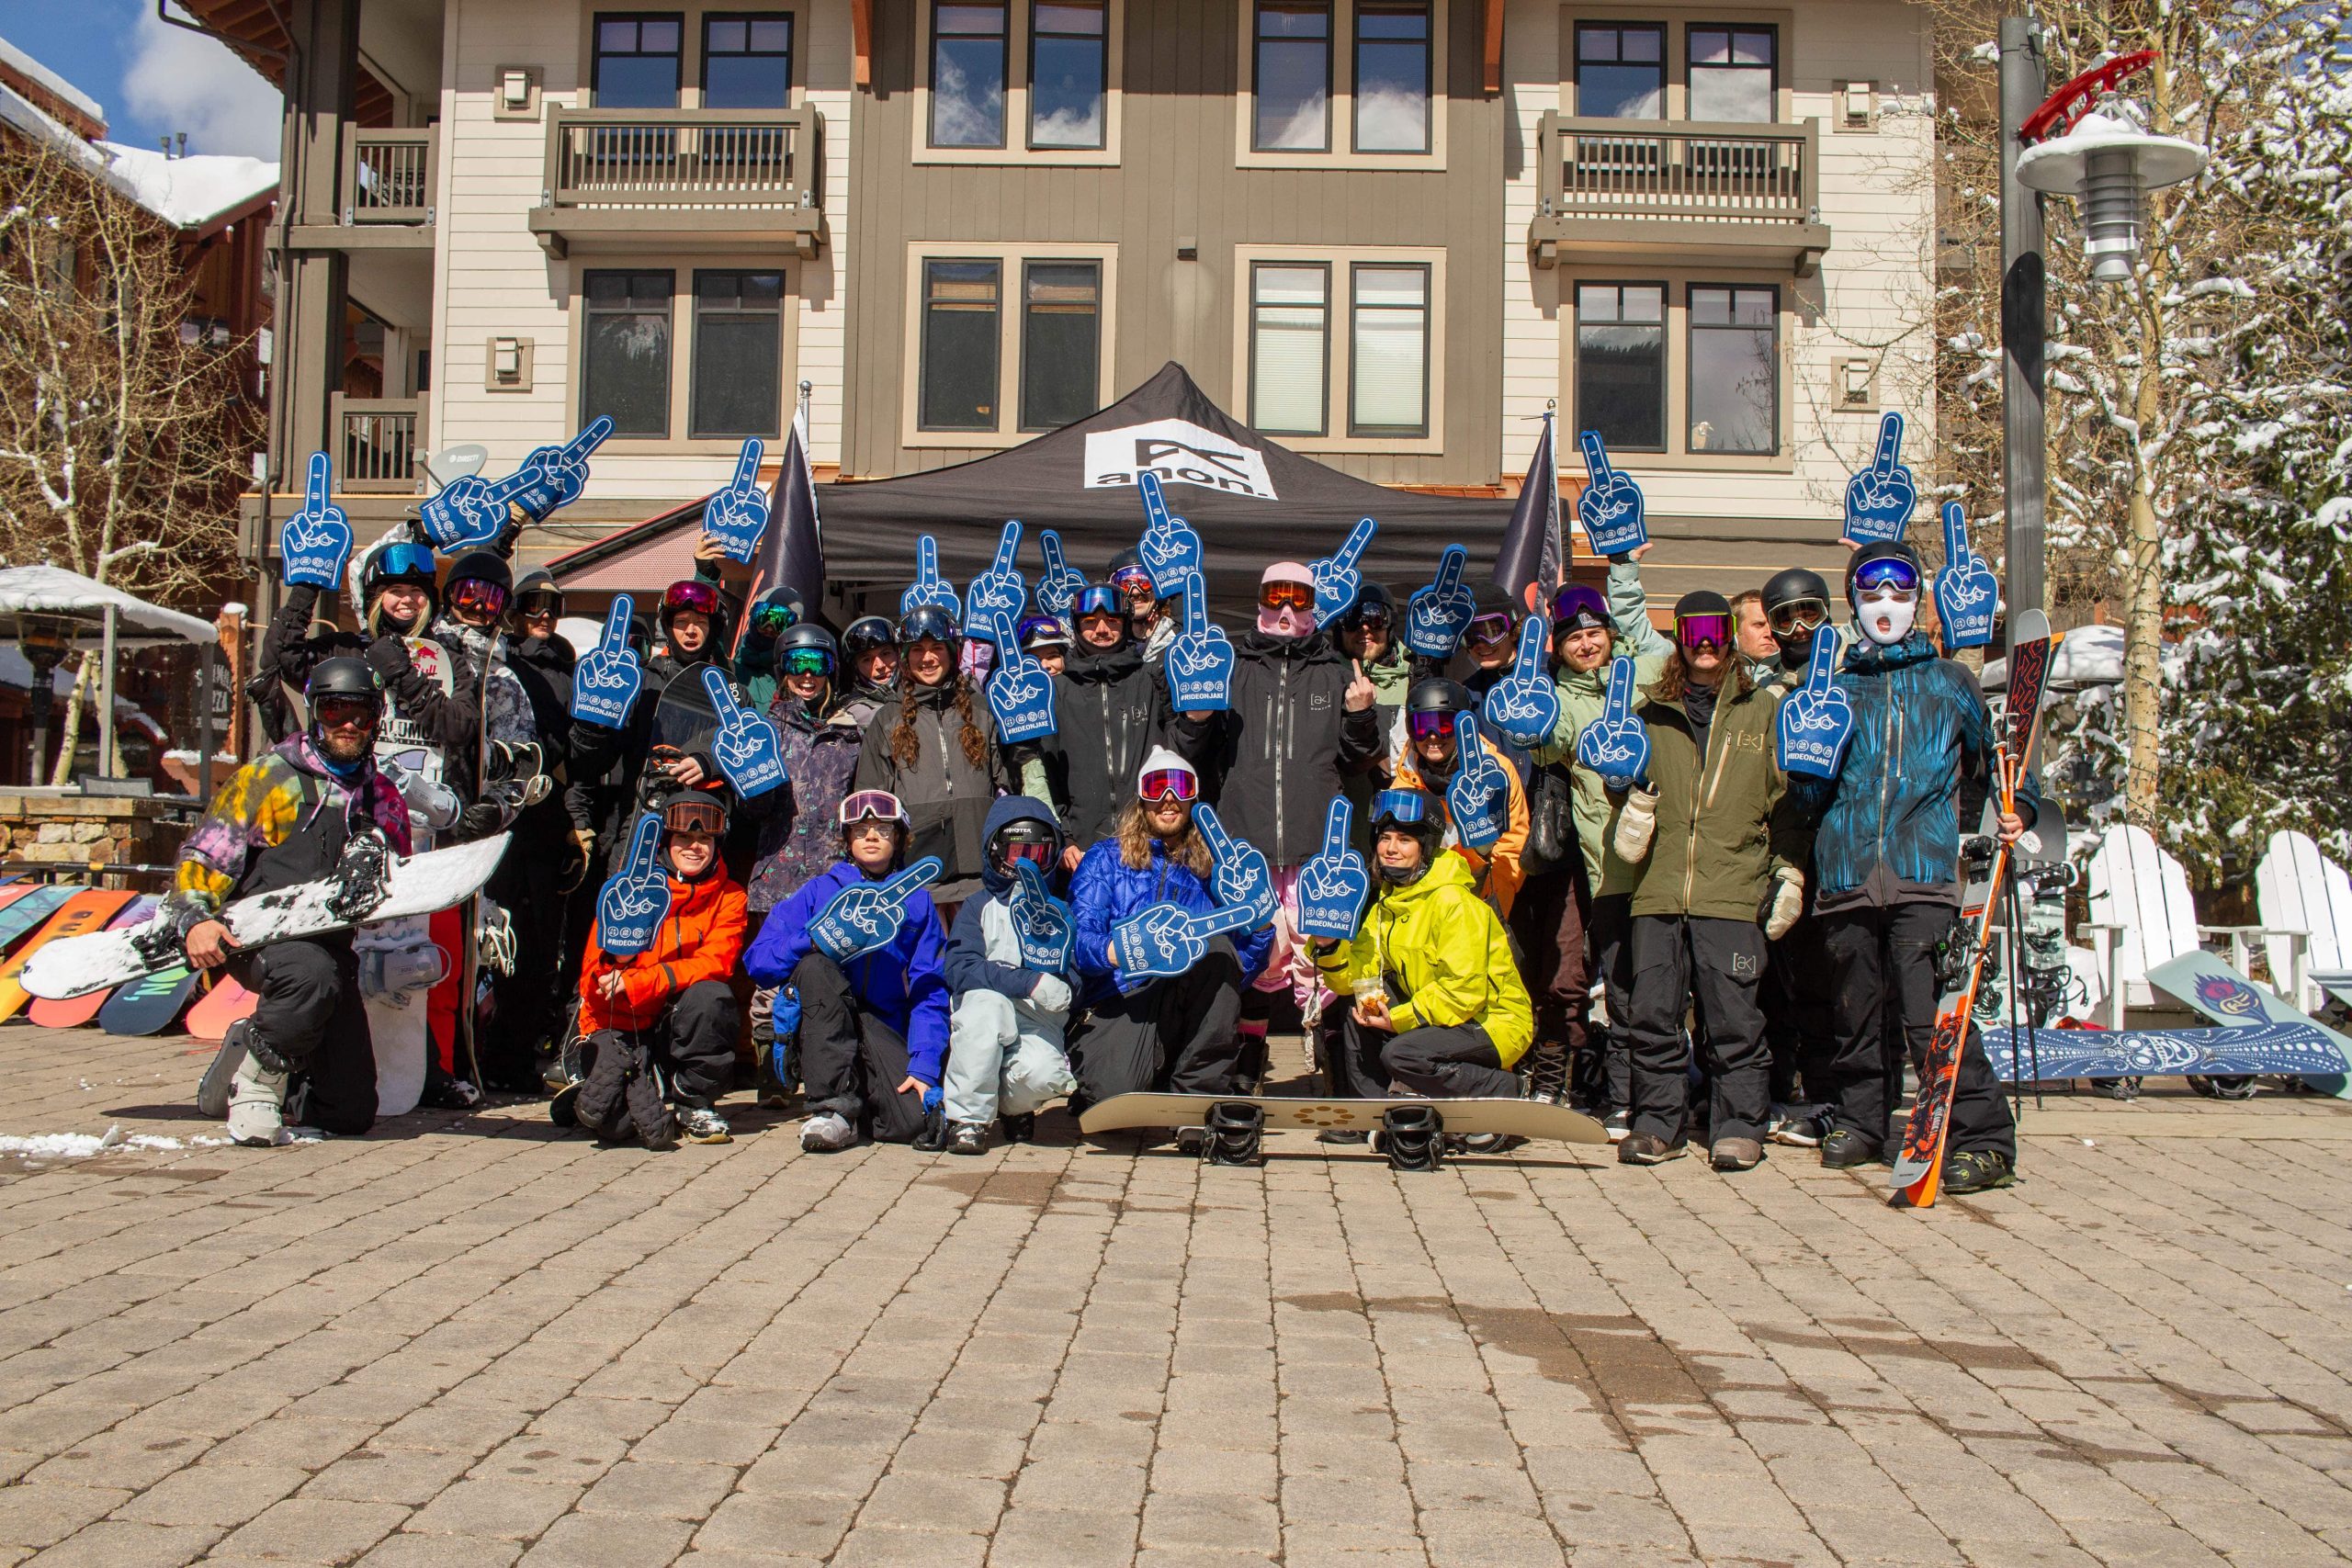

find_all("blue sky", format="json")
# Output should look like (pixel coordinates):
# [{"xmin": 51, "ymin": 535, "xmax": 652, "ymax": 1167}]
[{"xmin": 3, "ymin": 4, "xmax": 278, "ymax": 161}]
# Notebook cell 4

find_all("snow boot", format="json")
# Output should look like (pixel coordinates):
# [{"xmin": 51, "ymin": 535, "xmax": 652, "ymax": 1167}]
[
  {"xmin": 1376, "ymin": 1104, "xmax": 1443, "ymax": 1172},
  {"xmin": 198, "ymin": 1019, "xmax": 251, "ymax": 1121},
  {"xmin": 946, "ymin": 1121, "xmax": 990, "ymax": 1156},
  {"xmin": 1203, "ymin": 1102, "xmax": 1263, "ymax": 1167},
  {"xmin": 225, "ymin": 1048, "xmax": 290, "ymax": 1147}
]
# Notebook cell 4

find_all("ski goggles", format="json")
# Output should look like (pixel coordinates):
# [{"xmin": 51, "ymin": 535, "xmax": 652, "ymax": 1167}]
[
  {"xmin": 1075, "ymin": 584, "xmax": 1122, "ymax": 620},
  {"xmin": 779, "ymin": 647, "xmax": 834, "ymax": 676},
  {"xmin": 1111, "ymin": 566, "xmax": 1156, "ymax": 599},
  {"xmin": 1767, "ymin": 597, "xmax": 1831, "ymax": 636},
  {"xmin": 449, "ymin": 578, "xmax": 509, "ymax": 617},
  {"xmin": 514, "ymin": 589, "xmax": 564, "ymax": 619},
  {"xmin": 313, "ymin": 694, "xmax": 380, "ymax": 730},
  {"xmin": 1371, "ymin": 788, "xmax": 1435, "ymax": 827},
  {"xmin": 1675, "ymin": 612, "xmax": 1732, "ymax": 650},
  {"xmin": 750, "ymin": 600, "xmax": 799, "ymax": 637},
  {"xmin": 1138, "ymin": 768, "xmax": 1198, "ymax": 804},
  {"xmin": 1346, "ymin": 604, "xmax": 1391, "ymax": 630},
  {"xmin": 1407, "ymin": 709, "xmax": 1461, "ymax": 742},
  {"xmin": 1550, "ymin": 583, "xmax": 1611, "ymax": 632},
  {"xmin": 1017, "ymin": 615, "xmax": 1071, "ymax": 651},
  {"xmin": 838, "ymin": 789, "xmax": 909, "ymax": 829},
  {"xmin": 663, "ymin": 580, "xmax": 721, "ymax": 616},
  {"xmin": 1851, "ymin": 558, "xmax": 1922, "ymax": 595},
  {"xmin": 374, "ymin": 542, "xmax": 439, "ymax": 584},
  {"xmin": 1259, "ymin": 580, "xmax": 1315, "ymax": 612},
  {"xmin": 996, "ymin": 836, "xmax": 1056, "ymax": 868},
  {"xmin": 663, "ymin": 795, "xmax": 727, "ymax": 838},
  {"xmin": 1464, "ymin": 611, "xmax": 1516, "ymax": 645}
]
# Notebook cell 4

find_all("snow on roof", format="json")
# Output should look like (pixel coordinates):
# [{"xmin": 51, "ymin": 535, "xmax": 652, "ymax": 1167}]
[
  {"xmin": 0, "ymin": 566, "xmax": 216, "ymax": 645},
  {"xmin": 97, "ymin": 141, "xmax": 277, "ymax": 230},
  {"xmin": 0, "ymin": 81, "xmax": 108, "ymax": 175},
  {"xmin": 0, "ymin": 34, "xmax": 107, "ymax": 127}
]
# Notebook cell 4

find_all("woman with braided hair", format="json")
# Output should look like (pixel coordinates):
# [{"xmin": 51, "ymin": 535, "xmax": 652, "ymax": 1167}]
[{"xmin": 852, "ymin": 606, "xmax": 1009, "ymax": 905}]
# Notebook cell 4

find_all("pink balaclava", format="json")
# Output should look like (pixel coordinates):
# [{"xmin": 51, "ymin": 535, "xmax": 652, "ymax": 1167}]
[{"xmin": 1258, "ymin": 561, "xmax": 1317, "ymax": 638}]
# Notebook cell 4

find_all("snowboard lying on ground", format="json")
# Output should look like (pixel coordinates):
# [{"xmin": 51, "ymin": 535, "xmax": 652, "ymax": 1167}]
[
  {"xmin": 1983, "ymin": 1022, "xmax": 2352, "ymax": 1081},
  {"xmin": 29, "ymin": 897, "xmax": 158, "ymax": 1029},
  {"xmin": 21, "ymin": 835, "xmax": 511, "ymax": 1001},
  {"xmin": 1077, "ymin": 1092, "xmax": 1609, "ymax": 1145},
  {"xmin": 0, "ymin": 889, "xmax": 141, "ymax": 1021}
]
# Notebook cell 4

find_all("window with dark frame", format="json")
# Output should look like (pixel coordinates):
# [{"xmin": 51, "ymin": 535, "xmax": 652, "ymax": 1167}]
[
  {"xmin": 1020, "ymin": 262, "xmax": 1101, "ymax": 431},
  {"xmin": 1687, "ymin": 26, "xmax": 1775, "ymax": 121},
  {"xmin": 1029, "ymin": 0, "xmax": 1108, "ymax": 148},
  {"xmin": 702, "ymin": 13, "xmax": 794, "ymax": 107},
  {"xmin": 1250, "ymin": 262, "xmax": 1330, "ymax": 434},
  {"xmin": 582, "ymin": 269, "xmax": 673, "ymax": 439},
  {"xmin": 919, "ymin": 259, "xmax": 1003, "ymax": 430},
  {"xmin": 1687, "ymin": 284, "xmax": 1776, "ymax": 454},
  {"xmin": 932, "ymin": 0, "xmax": 1010, "ymax": 148},
  {"xmin": 1574, "ymin": 22, "xmax": 1664, "ymax": 118},
  {"xmin": 1254, "ymin": 0, "xmax": 1332, "ymax": 152},
  {"xmin": 1574, "ymin": 282, "xmax": 1665, "ymax": 452},
  {"xmin": 691, "ymin": 270, "xmax": 784, "ymax": 440},
  {"xmin": 1352, "ymin": 0, "xmax": 1430, "ymax": 153},
  {"xmin": 593, "ymin": 14, "xmax": 684, "ymax": 107},
  {"xmin": 1349, "ymin": 263, "xmax": 1429, "ymax": 437}
]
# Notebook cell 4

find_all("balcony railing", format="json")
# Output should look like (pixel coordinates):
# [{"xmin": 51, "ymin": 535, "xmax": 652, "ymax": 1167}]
[
  {"xmin": 529, "ymin": 107, "xmax": 826, "ymax": 256},
  {"xmin": 342, "ymin": 128, "xmax": 436, "ymax": 226},
  {"xmin": 333, "ymin": 394, "xmax": 427, "ymax": 493},
  {"xmin": 1531, "ymin": 113, "xmax": 1830, "ymax": 272}
]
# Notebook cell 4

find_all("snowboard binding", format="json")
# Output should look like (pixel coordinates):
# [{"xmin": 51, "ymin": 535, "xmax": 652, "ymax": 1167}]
[
  {"xmin": 1376, "ymin": 1104, "xmax": 1445, "ymax": 1172},
  {"xmin": 324, "ymin": 832, "xmax": 396, "ymax": 924},
  {"xmin": 1202, "ymin": 1101, "xmax": 1264, "ymax": 1166}
]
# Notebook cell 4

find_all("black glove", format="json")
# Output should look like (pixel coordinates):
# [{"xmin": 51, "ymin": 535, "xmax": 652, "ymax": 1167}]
[{"xmin": 363, "ymin": 635, "xmax": 413, "ymax": 682}]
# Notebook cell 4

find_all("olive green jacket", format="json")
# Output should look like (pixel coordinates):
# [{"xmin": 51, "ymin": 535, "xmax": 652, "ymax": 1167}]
[{"xmin": 1624, "ymin": 673, "xmax": 1810, "ymax": 921}]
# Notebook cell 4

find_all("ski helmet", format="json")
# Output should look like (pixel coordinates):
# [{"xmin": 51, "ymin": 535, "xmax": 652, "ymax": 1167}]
[
  {"xmin": 987, "ymin": 808, "xmax": 1061, "ymax": 873},
  {"xmin": 1760, "ymin": 567, "xmax": 1832, "ymax": 658},
  {"xmin": 842, "ymin": 615, "xmax": 898, "ymax": 657},
  {"xmin": 1405, "ymin": 678, "xmax": 1473, "ymax": 750},
  {"xmin": 1369, "ymin": 787, "xmax": 1444, "ymax": 882},
  {"xmin": 303, "ymin": 657, "xmax": 382, "ymax": 750}
]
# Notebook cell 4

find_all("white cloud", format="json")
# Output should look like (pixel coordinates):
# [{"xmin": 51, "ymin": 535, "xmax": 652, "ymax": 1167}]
[{"xmin": 120, "ymin": 3, "xmax": 279, "ymax": 160}]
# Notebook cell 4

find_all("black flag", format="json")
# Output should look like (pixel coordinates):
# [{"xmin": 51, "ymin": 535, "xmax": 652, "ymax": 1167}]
[
  {"xmin": 747, "ymin": 418, "xmax": 826, "ymax": 627},
  {"xmin": 1491, "ymin": 413, "xmax": 1561, "ymax": 615}
]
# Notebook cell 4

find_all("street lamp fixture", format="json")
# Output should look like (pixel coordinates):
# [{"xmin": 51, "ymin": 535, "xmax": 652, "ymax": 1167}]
[
  {"xmin": 15, "ymin": 611, "xmax": 84, "ymax": 786},
  {"xmin": 2014, "ymin": 52, "xmax": 2208, "ymax": 287}
]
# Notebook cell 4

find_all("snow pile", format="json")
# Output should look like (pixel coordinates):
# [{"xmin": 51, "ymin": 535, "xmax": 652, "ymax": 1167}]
[
  {"xmin": 0, "ymin": 1125, "xmax": 229, "ymax": 1160},
  {"xmin": 96, "ymin": 141, "xmax": 277, "ymax": 230}
]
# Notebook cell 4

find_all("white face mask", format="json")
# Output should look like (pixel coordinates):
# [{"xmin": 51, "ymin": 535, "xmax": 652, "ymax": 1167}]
[{"xmin": 1857, "ymin": 585, "xmax": 1917, "ymax": 646}]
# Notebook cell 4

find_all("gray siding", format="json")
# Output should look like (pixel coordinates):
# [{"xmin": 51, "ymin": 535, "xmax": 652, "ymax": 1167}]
[{"xmin": 843, "ymin": 0, "xmax": 1504, "ymax": 483}]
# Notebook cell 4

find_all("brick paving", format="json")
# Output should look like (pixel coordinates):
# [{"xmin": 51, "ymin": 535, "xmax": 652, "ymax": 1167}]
[{"xmin": 4, "ymin": 1022, "xmax": 2352, "ymax": 1565}]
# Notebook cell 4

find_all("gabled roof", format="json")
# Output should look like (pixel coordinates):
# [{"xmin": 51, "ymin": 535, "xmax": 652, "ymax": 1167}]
[{"xmin": 96, "ymin": 141, "xmax": 277, "ymax": 235}]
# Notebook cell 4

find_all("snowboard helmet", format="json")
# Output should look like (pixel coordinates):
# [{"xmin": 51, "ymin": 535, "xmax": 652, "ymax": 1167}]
[
  {"xmin": 1017, "ymin": 615, "xmax": 1072, "ymax": 656},
  {"xmin": 837, "ymin": 788, "xmax": 911, "ymax": 863},
  {"xmin": 446, "ymin": 550, "xmax": 513, "ymax": 624},
  {"xmin": 987, "ymin": 808, "xmax": 1061, "ymax": 874},
  {"xmin": 1369, "ymin": 787, "xmax": 1444, "ymax": 883},
  {"xmin": 303, "ymin": 656, "xmax": 382, "ymax": 753},
  {"xmin": 897, "ymin": 604, "xmax": 960, "ymax": 649},
  {"xmin": 842, "ymin": 615, "xmax": 898, "ymax": 657},
  {"xmin": 1405, "ymin": 677, "xmax": 1474, "ymax": 749},
  {"xmin": 1760, "ymin": 567, "xmax": 1832, "ymax": 658}
]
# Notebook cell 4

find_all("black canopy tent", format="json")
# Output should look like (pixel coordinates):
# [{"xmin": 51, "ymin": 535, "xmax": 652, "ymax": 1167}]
[{"xmin": 551, "ymin": 363, "xmax": 1522, "ymax": 622}]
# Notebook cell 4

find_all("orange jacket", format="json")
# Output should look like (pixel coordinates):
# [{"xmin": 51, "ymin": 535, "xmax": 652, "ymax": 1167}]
[
  {"xmin": 577, "ymin": 868, "xmax": 747, "ymax": 1034},
  {"xmin": 1393, "ymin": 734, "xmax": 1529, "ymax": 918}
]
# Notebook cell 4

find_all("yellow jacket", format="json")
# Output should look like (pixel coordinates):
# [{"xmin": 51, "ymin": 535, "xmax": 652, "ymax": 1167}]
[{"xmin": 1311, "ymin": 853, "xmax": 1534, "ymax": 1066}]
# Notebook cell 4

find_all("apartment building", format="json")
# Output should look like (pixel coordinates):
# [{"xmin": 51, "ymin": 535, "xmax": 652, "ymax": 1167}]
[{"xmin": 193, "ymin": 0, "xmax": 1931, "ymax": 597}]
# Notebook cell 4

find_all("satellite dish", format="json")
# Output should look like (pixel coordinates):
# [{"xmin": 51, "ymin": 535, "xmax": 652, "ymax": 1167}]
[{"xmin": 423, "ymin": 444, "xmax": 489, "ymax": 492}]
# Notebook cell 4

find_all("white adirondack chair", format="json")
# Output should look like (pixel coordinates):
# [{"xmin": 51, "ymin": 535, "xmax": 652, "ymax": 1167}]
[
  {"xmin": 2082, "ymin": 824, "xmax": 2203, "ymax": 1027},
  {"xmin": 2256, "ymin": 831, "xmax": 2352, "ymax": 1013}
]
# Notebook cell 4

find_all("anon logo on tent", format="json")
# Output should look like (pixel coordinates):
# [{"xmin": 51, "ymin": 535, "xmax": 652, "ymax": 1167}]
[{"xmin": 1083, "ymin": 418, "xmax": 1278, "ymax": 501}]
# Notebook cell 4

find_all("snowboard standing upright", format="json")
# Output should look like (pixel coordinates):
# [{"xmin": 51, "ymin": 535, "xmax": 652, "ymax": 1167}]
[{"xmin": 1892, "ymin": 612, "xmax": 2058, "ymax": 1207}]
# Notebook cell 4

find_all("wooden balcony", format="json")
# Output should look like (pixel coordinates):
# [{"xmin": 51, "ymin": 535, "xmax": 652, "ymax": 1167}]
[
  {"xmin": 1531, "ymin": 114, "xmax": 1831, "ymax": 276},
  {"xmin": 333, "ymin": 393, "xmax": 427, "ymax": 493},
  {"xmin": 527, "ymin": 107, "xmax": 826, "ymax": 258},
  {"xmin": 343, "ymin": 129, "xmax": 435, "ymax": 227}
]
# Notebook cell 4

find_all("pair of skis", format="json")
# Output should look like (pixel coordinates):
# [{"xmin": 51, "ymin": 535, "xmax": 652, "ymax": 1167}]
[{"xmin": 1892, "ymin": 614, "xmax": 2059, "ymax": 1209}]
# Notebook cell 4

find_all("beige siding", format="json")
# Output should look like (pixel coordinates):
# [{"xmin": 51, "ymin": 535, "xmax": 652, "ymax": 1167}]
[
  {"xmin": 842, "ymin": 0, "xmax": 1505, "ymax": 485},
  {"xmin": 1500, "ymin": 0, "xmax": 1937, "ymax": 530}
]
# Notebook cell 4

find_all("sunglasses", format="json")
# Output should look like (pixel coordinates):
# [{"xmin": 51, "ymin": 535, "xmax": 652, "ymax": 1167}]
[
  {"xmin": 1260, "ymin": 581, "xmax": 1314, "ymax": 612},
  {"xmin": 1372, "ymin": 788, "xmax": 1432, "ymax": 826},
  {"xmin": 780, "ymin": 648, "xmax": 834, "ymax": 675},
  {"xmin": 315, "ymin": 695, "xmax": 379, "ymax": 729},
  {"xmin": 1139, "ymin": 769, "xmax": 1198, "ymax": 804},
  {"xmin": 1767, "ymin": 599, "xmax": 1830, "ymax": 636},
  {"xmin": 1852, "ymin": 559, "xmax": 1922, "ymax": 595},
  {"xmin": 1465, "ymin": 612, "xmax": 1515, "ymax": 644},
  {"xmin": 664, "ymin": 581, "xmax": 720, "ymax": 616},
  {"xmin": 451, "ymin": 579, "xmax": 509, "ymax": 615},
  {"xmin": 751, "ymin": 603, "xmax": 798, "ymax": 636},
  {"xmin": 1676, "ymin": 613, "xmax": 1733, "ymax": 650},
  {"xmin": 1407, "ymin": 710, "xmax": 1457, "ymax": 741}
]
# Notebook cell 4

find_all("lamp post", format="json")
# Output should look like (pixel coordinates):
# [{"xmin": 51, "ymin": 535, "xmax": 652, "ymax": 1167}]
[
  {"xmin": 16, "ymin": 613, "xmax": 81, "ymax": 786},
  {"xmin": 1999, "ymin": 47, "xmax": 2206, "ymax": 657}
]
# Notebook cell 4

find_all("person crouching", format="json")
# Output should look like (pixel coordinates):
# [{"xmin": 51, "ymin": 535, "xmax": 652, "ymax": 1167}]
[
  {"xmin": 940, "ymin": 796, "xmax": 1081, "ymax": 1154},
  {"xmin": 558, "ymin": 790, "xmax": 747, "ymax": 1148}
]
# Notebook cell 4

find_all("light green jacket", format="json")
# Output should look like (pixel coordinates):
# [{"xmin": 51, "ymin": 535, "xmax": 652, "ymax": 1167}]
[{"xmin": 1532, "ymin": 556, "xmax": 1673, "ymax": 896}]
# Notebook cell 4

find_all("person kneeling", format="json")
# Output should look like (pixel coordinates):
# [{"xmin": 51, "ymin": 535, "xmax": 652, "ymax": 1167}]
[
  {"xmin": 1309, "ymin": 789, "xmax": 1534, "ymax": 1147},
  {"xmin": 746, "ymin": 791, "xmax": 949, "ymax": 1152},
  {"xmin": 941, "ymin": 797, "xmax": 1080, "ymax": 1154},
  {"xmin": 560, "ymin": 790, "xmax": 746, "ymax": 1149}
]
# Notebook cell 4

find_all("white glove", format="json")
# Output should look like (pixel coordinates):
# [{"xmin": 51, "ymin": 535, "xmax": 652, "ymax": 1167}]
[
  {"xmin": 1027, "ymin": 975, "xmax": 1073, "ymax": 1015},
  {"xmin": 1611, "ymin": 785, "xmax": 1660, "ymax": 864},
  {"xmin": 1762, "ymin": 868, "xmax": 1804, "ymax": 941}
]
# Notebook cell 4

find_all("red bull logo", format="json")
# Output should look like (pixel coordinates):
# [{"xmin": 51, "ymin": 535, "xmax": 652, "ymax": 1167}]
[{"xmin": 2196, "ymin": 972, "xmax": 2267, "ymax": 1021}]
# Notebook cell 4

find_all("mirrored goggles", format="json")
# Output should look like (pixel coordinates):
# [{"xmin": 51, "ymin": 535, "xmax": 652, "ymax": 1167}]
[
  {"xmin": 1851, "ymin": 558, "xmax": 1922, "ymax": 595},
  {"xmin": 1075, "ymin": 585, "xmax": 1122, "ymax": 619},
  {"xmin": 1260, "ymin": 580, "xmax": 1314, "ymax": 612},
  {"xmin": 1112, "ymin": 567, "xmax": 1155, "ymax": 599},
  {"xmin": 664, "ymin": 580, "xmax": 720, "ymax": 616},
  {"xmin": 1407, "ymin": 710, "xmax": 1458, "ymax": 741},
  {"xmin": 837, "ymin": 789, "xmax": 908, "ymax": 829},
  {"xmin": 376, "ymin": 542, "xmax": 438, "ymax": 582},
  {"xmin": 1675, "ymin": 613, "xmax": 1732, "ymax": 650},
  {"xmin": 1550, "ymin": 584, "xmax": 1610, "ymax": 632},
  {"xmin": 1371, "ymin": 788, "xmax": 1433, "ymax": 826},
  {"xmin": 314, "ymin": 694, "xmax": 380, "ymax": 730},
  {"xmin": 1349, "ymin": 605, "xmax": 1392, "ymax": 630},
  {"xmin": 1465, "ymin": 611, "xmax": 1516, "ymax": 645},
  {"xmin": 1139, "ymin": 768, "xmax": 1198, "ymax": 804},
  {"xmin": 751, "ymin": 602, "xmax": 798, "ymax": 637},
  {"xmin": 1767, "ymin": 598, "xmax": 1830, "ymax": 636},
  {"xmin": 998, "ymin": 838, "xmax": 1055, "ymax": 868},
  {"xmin": 450, "ymin": 578, "xmax": 509, "ymax": 616},
  {"xmin": 779, "ymin": 647, "xmax": 834, "ymax": 676},
  {"xmin": 663, "ymin": 797, "xmax": 727, "ymax": 837}
]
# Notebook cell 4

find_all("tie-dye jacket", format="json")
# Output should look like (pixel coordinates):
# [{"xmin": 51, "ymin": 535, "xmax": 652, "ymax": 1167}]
[{"xmin": 162, "ymin": 734, "xmax": 413, "ymax": 938}]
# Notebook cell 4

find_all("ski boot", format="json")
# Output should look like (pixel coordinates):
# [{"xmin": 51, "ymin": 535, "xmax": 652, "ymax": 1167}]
[
  {"xmin": 1375, "ymin": 1104, "xmax": 1443, "ymax": 1172},
  {"xmin": 1202, "ymin": 1102, "xmax": 1264, "ymax": 1167},
  {"xmin": 946, "ymin": 1121, "xmax": 990, "ymax": 1156}
]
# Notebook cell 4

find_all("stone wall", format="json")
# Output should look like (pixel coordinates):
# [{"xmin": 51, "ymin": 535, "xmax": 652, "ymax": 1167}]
[{"xmin": 0, "ymin": 795, "xmax": 193, "ymax": 876}]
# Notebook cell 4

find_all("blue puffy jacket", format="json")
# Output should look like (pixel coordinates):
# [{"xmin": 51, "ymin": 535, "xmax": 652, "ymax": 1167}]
[
  {"xmin": 1069, "ymin": 833, "xmax": 1272, "ymax": 1003},
  {"xmin": 1795, "ymin": 631, "xmax": 2041, "ymax": 911},
  {"xmin": 745, "ymin": 859, "xmax": 952, "ymax": 1083}
]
